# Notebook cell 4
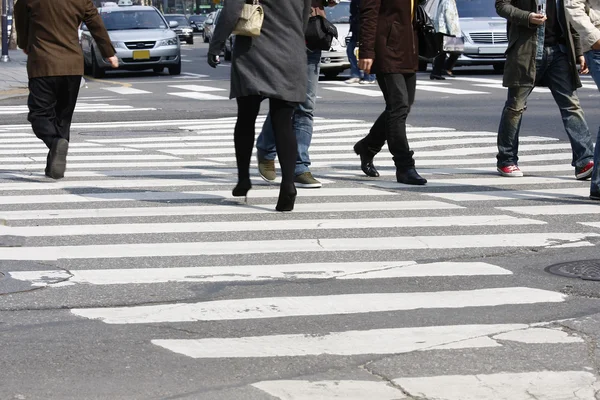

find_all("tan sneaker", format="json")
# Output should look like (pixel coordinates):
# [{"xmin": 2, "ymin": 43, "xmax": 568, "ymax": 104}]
[
  {"xmin": 294, "ymin": 172, "xmax": 322, "ymax": 188},
  {"xmin": 258, "ymin": 158, "xmax": 276, "ymax": 182}
]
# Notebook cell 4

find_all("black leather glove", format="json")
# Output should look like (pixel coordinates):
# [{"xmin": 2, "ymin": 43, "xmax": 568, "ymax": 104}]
[{"xmin": 207, "ymin": 53, "xmax": 220, "ymax": 68}]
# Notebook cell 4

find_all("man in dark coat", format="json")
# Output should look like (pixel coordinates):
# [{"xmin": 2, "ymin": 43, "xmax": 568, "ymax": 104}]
[
  {"xmin": 495, "ymin": 0, "xmax": 594, "ymax": 180},
  {"xmin": 14, "ymin": 0, "xmax": 117, "ymax": 179},
  {"xmin": 355, "ymin": 0, "xmax": 427, "ymax": 185}
]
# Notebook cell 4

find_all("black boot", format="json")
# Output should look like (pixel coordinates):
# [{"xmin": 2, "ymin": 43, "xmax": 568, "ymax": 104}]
[
  {"xmin": 232, "ymin": 178, "xmax": 252, "ymax": 202},
  {"xmin": 396, "ymin": 168, "xmax": 427, "ymax": 185},
  {"xmin": 353, "ymin": 141, "xmax": 379, "ymax": 177},
  {"xmin": 276, "ymin": 184, "xmax": 297, "ymax": 212}
]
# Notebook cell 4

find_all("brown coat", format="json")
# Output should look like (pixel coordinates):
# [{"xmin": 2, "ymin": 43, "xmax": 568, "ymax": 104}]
[
  {"xmin": 359, "ymin": 0, "xmax": 418, "ymax": 74},
  {"xmin": 14, "ymin": 0, "xmax": 115, "ymax": 79}
]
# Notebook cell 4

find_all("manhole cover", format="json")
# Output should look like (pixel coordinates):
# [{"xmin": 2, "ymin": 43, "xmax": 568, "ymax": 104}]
[{"xmin": 545, "ymin": 259, "xmax": 600, "ymax": 281}]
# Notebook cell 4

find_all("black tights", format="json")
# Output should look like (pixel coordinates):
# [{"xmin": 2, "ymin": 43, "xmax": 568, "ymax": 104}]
[{"xmin": 235, "ymin": 96, "xmax": 297, "ymax": 190}]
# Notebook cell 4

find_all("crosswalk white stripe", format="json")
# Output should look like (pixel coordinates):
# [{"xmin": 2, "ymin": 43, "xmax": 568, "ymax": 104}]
[
  {"xmin": 393, "ymin": 371, "xmax": 599, "ymax": 400},
  {"xmin": 0, "ymin": 233, "xmax": 595, "ymax": 260},
  {"xmin": 0, "ymin": 154, "xmax": 178, "ymax": 163},
  {"xmin": 71, "ymin": 288, "xmax": 565, "ymax": 324},
  {"xmin": 326, "ymin": 164, "xmax": 575, "ymax": 176},
  {"xmin": 0, "ymin": 187, "xmax": 393, "ymax": 206},
  {"xmin": 168, "ymin": 84, "xmax": 226, "ymax": 92},
  {"xmin": 151, "ymin": 324, "xmax": 541, "ymax": 357},
  {"xmin": 0, "ymin": 147, "xmax": 139, "ymax": 155},
  {"xmin": 102, "ymin": 87, "xmax": 151, "ymax": 95},
  {"xmin": 0, "ymin": 168, "xmax": 231, "ymax": 180},
  {"xmin": 253, "ymin": 371, "xmax": 599, "ymax": 400},
  {"xmin": 0, "ymin": 142, "xmax": 101, "ymax": 149},
  {"xmin": 0, "ymin": 215, "xmax": 545, "ymax": 237},
  {"xmin": 168, "ymin": 92, "xmax": 230, "ymax": 100},
  {"xmin": 415, "ymin": 84, "xmax": 489, "ymax": 95},
  {"xmin": 8, "ymin": 261, "xmax": 513, "ymax": 286},
  {"xmin": 425, "ymin": 187, "xmax": 590, "ymax": 202},
  {"xmin": 252, "ymin": 380, "xmax": 407, "ymax": 400},
  {"xmin": 0, "ymin": 200, "xmax": 460, "ymax": 221},
  {"xmin": 0, "ymin": 160, "xmax": 221, "ymax": 170},
  {"xmin": 367, "ymin": 176, "xmax": 577, "ymax": 189},
  {"xmin": 498, "ymin": 204, "xmax": 600, "ymax": 215},
  {"xmin": 579, "ymin": 222, "xmax": 600, "ymax": 229}
]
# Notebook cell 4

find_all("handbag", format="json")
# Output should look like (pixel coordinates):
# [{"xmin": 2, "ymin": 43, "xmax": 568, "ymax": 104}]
[
  {"xmin": 305, "ymin": 15, "xmax": 338, "ymax": 51},
  {"xmin": 415, "ymin": 4, "xmax": 441, "ymax": 60},
  {"xmin": 441, "ymin": 35, "xmax": 464, "ymax": 53},
  {"xmin": 232, "ymin": 0, "xmax": 264, "ymax": 37}
]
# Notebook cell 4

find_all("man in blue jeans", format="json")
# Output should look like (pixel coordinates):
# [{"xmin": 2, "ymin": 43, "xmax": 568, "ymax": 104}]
[
  {"xmin": 495, "ymin": 0, "xmax": 595, "ymax": 180},
  {"xmin": 345, "ymin": 0, "xmax": 375, "ymax": 84},
  {"xmin": 566, "ymin": 0, "xmax": 600, "ymax": 199},
  {"xmin": 256, "ymin": 0, "xmax": 338, "ymax": 189}
]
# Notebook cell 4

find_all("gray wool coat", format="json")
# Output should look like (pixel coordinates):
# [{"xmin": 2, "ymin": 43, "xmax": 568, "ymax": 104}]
[{"xmin": 209, "ymin": 0, "xmax": 312, "ymax": 103}]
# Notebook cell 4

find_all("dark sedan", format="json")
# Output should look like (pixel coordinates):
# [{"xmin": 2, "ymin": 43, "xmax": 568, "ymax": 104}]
[
  {"xmin": 164, "ymin": 14, "xmax": 194, "ymax": 44},
  {"xmin": 188, "ymin": 14, "xmax": 206, "ymax": 33}
]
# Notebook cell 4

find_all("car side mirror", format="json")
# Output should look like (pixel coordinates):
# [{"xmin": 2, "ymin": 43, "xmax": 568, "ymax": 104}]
[
  {"xmin": 169, "ymin": 21, "xmax": 179, "ymax": 28},
  {"xmin": 206, "ymin": 19, "xmax": 213, "ymax": 25}
]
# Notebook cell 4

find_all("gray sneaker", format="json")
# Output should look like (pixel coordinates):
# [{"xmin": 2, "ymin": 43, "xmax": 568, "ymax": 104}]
[
  {"xmin": 294, "ymin": 172, "xmax": 322, "ymax": 188},
  {"xmin": 258, "ymin": 158, "xmax": 276, "ymax": 182}
]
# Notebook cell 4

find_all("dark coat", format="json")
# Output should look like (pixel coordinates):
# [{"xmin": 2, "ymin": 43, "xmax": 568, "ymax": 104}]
[
  {"xmin": 209, "ymin": 0, "xmax": 312, "ymax": 102},
  {"xmin": 14, "ymin": 0, "xmax": 114, "ymax": 79},
  {"xmin": 359, "ymin": 0, "xmax": 418, "ymax": 74},
  {"xmin": 496, "ymin": 0, "xmax": 583, "ymax": 88}
]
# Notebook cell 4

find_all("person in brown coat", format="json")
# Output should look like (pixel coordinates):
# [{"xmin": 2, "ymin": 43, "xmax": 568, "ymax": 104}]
[
  {"xmin": 354, "ymin": 0, "xmax": 427, "ymax": 185},
  {"xmin": 14, "ymin": 0, "xmax": 118, "ymax": 179}
]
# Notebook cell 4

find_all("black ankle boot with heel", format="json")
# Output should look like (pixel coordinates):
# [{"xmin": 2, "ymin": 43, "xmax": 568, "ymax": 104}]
[
  {"xmin": 276, "ymin": 185, "xmax": 297, "ymax": 212},
  {"xmin": 353, "ymin": 141, "xmax": 379, "ymax": 177},
  {"xmin": 232, "ymin": 179, "xmax": 252, "ymax": 202}
]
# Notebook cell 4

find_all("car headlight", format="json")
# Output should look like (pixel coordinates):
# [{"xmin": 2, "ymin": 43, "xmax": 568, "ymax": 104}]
[
  {"xmin": 159, "ymin": 37, "xmax": 178, "ymax": 46},
  {"xmin": 111, "ymin": 41, "xmax": 126, "ymax": 49}
]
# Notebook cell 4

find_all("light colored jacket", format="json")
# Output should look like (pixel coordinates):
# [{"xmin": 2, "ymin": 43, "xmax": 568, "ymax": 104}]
[
  {"xmin": 566, "ymin": 0, "xmax": 600, "ymax": 52},
  {"xmin": 431, "ymin": 0, "xmax": 461, "ymax": 36}
]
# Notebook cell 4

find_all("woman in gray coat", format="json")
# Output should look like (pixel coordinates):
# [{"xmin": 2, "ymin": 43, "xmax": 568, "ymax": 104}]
[{"xmin": 208, "ymin": 0, "xmax": 312, "ymax": 212}]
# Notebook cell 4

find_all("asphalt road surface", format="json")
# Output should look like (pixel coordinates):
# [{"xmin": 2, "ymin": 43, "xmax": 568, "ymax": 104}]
[{"xmin": 1, "ymin": 39, "xmax": 600, "ymax": 400}]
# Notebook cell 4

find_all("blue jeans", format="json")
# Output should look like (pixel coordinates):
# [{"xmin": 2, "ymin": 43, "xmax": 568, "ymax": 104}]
[
  {"xmin": 347, "ymin": 37, "xmax": 375, "ymax": 81},
  {"xmin": 585, "ymin": 49, "xmax": 600, "ymax": 193},
  {"xmin": 256, "ymin": 49, "xmax": 321, "ymax": 175},
  {"xmin": 497, "ymin": 45, "xmax": 594, "ymax": 169}
]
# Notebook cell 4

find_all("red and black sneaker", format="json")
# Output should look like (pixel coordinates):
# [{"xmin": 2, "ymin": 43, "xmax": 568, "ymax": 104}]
[
  {"xmin": 576, "ymin": 161, "xmax": 594, "ymax": 180},
  {"xmin": 497, "ymin": 165, "xmax": 523, "ymax": 177}
]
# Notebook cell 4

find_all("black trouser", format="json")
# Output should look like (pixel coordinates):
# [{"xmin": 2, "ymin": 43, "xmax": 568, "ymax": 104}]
[
  {"xmin": 360, "ymin": 73, "xmax": 416, "ymax": 169},
  {"xmin": 27, "ymin": 76, "xmax": 81, "ymax": 149},
  {"xmin": 431, "ymin": 52, "xmax": 460, "ymax": 76},
  {"xmin": 235, "ymin": 96, "xmax": 298, "ymax": 188}
]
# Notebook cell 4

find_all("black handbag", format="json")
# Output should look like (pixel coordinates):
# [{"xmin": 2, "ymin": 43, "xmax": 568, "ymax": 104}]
[
  {"xmin": 305, "ymin": 15, "xmax": 338, "ymax": 51},
  {"xmin": 415, "ymin": 4, "xmax": 441, "ymax": 60}
]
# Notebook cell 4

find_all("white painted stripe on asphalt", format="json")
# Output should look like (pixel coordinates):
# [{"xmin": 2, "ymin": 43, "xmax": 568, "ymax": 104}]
[
  {"xmin": 168, "ymin": 84, "xmax": 226, "ymax": 92},
  {"xmin": 252, "ymin": 380, "xmax": 407, "ymax": 399},
  {"xmin": 168, "ymin": 92, "xmax": 230, "ymax": 100},
  {"xmin": 1, "ymin": 233, "xmax": 596, "ymax": 260},
  {"xmin": 9, "ymin": 261, "xmax": 512, "ymax": 286},
  {"xmin": 0, "ymin": 187, "xmax": 392, "ymax": 206},
  {"xmin": 325, "ymin": 164, "xmax": 576, "ymax": 177},
  {"xmin": 72, "ymin": 288, "xmax": 564, "ymax": 324},
  {"xmin": 0, "ymin": 215, "xmax": 545, "ymax": 237},
  {"xmin": 579, "ymin": 222, "xmax": 600, "ymax": 229},
  {"xmin": 367, "ymin": 176, "xmax": 576, "ymax": 189},
  {"xmin": 394, "ymin": 371, "xmax": 599, "ymax": 400},
  {"xmin": 102, "ymin": 87, "xmax": 151, "ymax": 95},
  {"xmin": 0, "ymin": 177, "xmax": 236, "ymax": 192},
  {"xmin": 0, "ymin": 168, "xmax": 231, "ymax": 180},
  {"xmin": 499, "ymin": 204, "xmax": 600, "ymax": 215},
  {"xmin": 416, "ymin": 84, "xmax": 489, "ymax": 95},
  {"xmin": 0, "ymin": 142, "xmax": 101, "ymax": 149},
  {"xmin": 0, "ymin": 200, "xmax": 460, "ymax": 221},
  {"xmin": 0, "ymin": 160, "xmax": 221, "ymax": 171},
  {"xmin": 322, "ymin": 87, "xmax": 383, "ymax": 97},
  {"xmin": 0, "ymin": 147, "xmax": 139, "ymax": 155},
  {"xmin": 425, "ymin": 187, "xmax": 590, "ymax": 202},
  {"xmin": 492, "ymin": 327, "xmax": 583, "ymax": 343},
  {"xmin": 0, "ymin": 155, "xmax": 178, "ymax": 163},
  {"xmin": 452, "ymin": 77, "xmax": 503, "ymax": 84}
]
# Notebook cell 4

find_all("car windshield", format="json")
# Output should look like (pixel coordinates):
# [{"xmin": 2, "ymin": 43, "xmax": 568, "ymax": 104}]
[
  {"xmin": 456, "ymin": 0, "xmax": 498, "ymax": 18},
  {"xmin": 191, "ymin": 15, "xmax": 206, "ymax": 22},
  {"xmin": 101, "ymin": 9, "xmax": 167, "ymax": 30},
  {"xmin": 165, "ymin": 16, "xmax": 189, "ymax": 26},
  {"xmin": 325, "ymin": 2, "xmax": 350, "ymax": 23}
]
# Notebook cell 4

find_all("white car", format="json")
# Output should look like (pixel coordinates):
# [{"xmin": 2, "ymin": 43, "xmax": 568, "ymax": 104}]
[{"xmin": 320, "ymin": 0, "xmax": 351, "ymax": 79}]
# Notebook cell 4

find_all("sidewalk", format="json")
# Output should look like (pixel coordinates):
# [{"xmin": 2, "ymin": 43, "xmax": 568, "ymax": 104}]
[{"xmin": 0, "ymin": 50, "xmax": 28, "ymax": 100}]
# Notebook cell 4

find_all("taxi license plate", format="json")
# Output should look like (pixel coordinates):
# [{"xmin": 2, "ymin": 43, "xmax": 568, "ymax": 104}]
[
  {"xmin": 478, "ymin": 47, "xmax": 502, "ymax": 55},
  {"xmin": 132, "ymin": 50, "xmax": 150, "ymax": 60}
]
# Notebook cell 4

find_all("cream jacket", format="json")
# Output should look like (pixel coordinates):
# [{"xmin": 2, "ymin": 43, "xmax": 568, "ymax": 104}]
[{"xmin": 566, "ymin": 0, "xmax": 600, "ymax": 52}]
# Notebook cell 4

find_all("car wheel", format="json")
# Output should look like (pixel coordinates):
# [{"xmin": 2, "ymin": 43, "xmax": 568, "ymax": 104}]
[
  {"xmin": 169, "ymin": 59, "xmax": 182, "ymax": 76},
  {"xmin": 187, "ymin": 38, "xmax": 194, "ymax": 45},
  {"xmin": 153, "ymin": 67, "xmax": 164, "ymax": 74},
  {"xmin": 224, "ymin": 47, "xmax": 232, "ymax": 61},
  {"xmin": 91, "ymin": 52, "xmax": 105, "ymax": 79},
  {"xmin": 493, "ymin": 63, "xmax": 505, "ymax": 73},
  {"xmin": 418, "ymin": 59, "xmax": 428, "ymax": 72},
  {"xmin": 83, "ymin": 56, "xmax": 92, "ymax": 75}
]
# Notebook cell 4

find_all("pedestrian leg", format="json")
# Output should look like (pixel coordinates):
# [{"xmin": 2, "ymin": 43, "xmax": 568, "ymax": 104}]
[
  {"xmin": 233, "ymin": 95, "xmax": 262, "ymax": 199},
  {"xmin": 269, "ymin": 98, "xmax": 298, "ymax": 211}
]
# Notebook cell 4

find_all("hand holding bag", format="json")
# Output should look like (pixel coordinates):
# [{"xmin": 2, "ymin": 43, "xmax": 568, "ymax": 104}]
[{"xmin": 232, "ymin": 0, "xmax": 264, "ymax": 37}]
